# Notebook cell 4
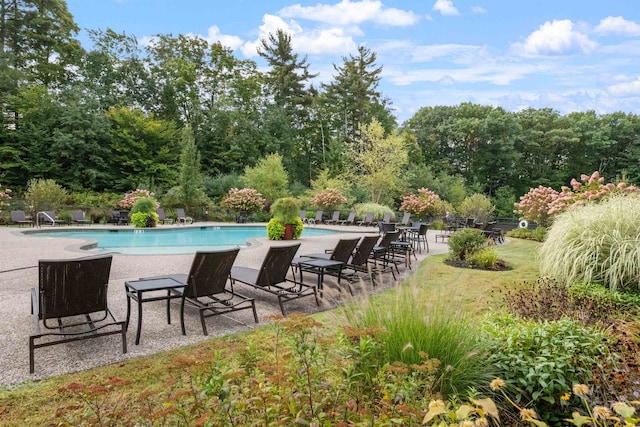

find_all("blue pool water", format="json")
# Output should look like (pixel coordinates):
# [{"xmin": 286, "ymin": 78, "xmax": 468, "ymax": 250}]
[{"xmin": 31, "ymin": 226, "xmax": 338, "ymax": 255}]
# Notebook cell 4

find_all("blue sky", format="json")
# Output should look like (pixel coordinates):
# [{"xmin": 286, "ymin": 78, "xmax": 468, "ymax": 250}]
[{"xmin": 66, "ymin": 0, "xmax": 640, "ymax": 123}]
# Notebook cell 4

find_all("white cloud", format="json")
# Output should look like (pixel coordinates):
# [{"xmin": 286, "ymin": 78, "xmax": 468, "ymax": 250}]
[
  {"xmin": 202, "ymin": 25, "xmax": 244, "ymax": 50},
  {"xmin": 278, "ymin": 0, "xmax": 419, "ymax": 26},
  {"xmin": 410, "ymin": 44, "xmax": 486, "ymax": 64},
  {"xmin": 432, "ymin": 0, "xmax": 459, "ymax": 16},
  {"xmin": 608, "ymin": 77, "xmax": 640, "ymax": 96},
  {"xmin": 512, "ymin": 19, "xmax": 597, "ymax": 55},
  {"xmin": 471, "ymin": 6, "xmax": 487, "ymax": 14},
  {"xmin": 595, "ymin": 16, "xmax": 640, "ymax": 36},
  {"xmin": 240, "ymin": 13, "xmax": 357, "ymax": 58}
]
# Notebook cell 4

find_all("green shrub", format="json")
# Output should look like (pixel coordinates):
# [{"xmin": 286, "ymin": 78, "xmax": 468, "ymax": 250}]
[
  {"xmin": 448, "ymin": 228, "xmax": 486, "ymax": 261},
  {"xmin": 340, "ymin": 286, "xmax": 496, "ymax": 398},
  {"xmin": 539, "ymin": 194, "xmax": 640, "ymax": 291},
  {"xmin": 467, "ymin": 247, "xmax": 498, "ymax": 269},
  {"xmin": 568, "ymin": 282, "xmax": 640, "ymax": 315},
  {"xmin": 458, "ymin": 193, "xmax": 495, "ymax": 224},
  {"xmin": 270, "ymin": 197, "xmax": 300, "ymax": 224},
  {"xmin": 506, "ymin": 226, "xmax": 546, "ymax": 242},
  {"xmin": 430, "ymin": 219, "xmax": 445, "ymax": 230},
  {"xmin": 130, "ymin": 197, "xmax": 156, "ymax": 214},
  {"xmin": 131, "ymin": 211, "xmax": 158, "ymax": 227},
  {"xmin": 482, "ymin": 313, "xmax": 612, "ymax": 424},
  {"xmin": 24, "ymin": 179, "xmax": 68, "ymax": 212},
  {"xmin": 353, "ymin": 202, "xmax": 394, "ymax": 222}
]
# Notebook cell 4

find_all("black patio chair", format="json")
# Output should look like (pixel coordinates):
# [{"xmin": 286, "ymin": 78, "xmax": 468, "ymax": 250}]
[
  {"xmin": 71, "ymin": 210, "xmax": 90, "ymax": 225},
  {"xmin": 156, "ymin": 208, "xmax": 173, "ymax": 224},
  {"xmin": 338, "ymin": 211, "xmax": 356, "ymax": 226},
  {"xmin": 230, "ymin": 243, "xmax": 318, "ymax": 315},
  {"xmin": 11, "ymin": 210, "xmax": 33, "ymax": 227},
  {"xmin": 29, "ymin": 254, "xmax": 127, "ymax": 373},
  {"xmin": 357, "ymin": 212, "xmax": 375, "ymax": 227},
  {"xmin": 143, "ymin": 248, "xmax": 258, "ymax": 335},
  {"xmin": 324, "ymin": 210, "xmax": 341, "ymax": 224},
  {"xmin": 340, "ymin": 235, "xmax": 380, "ymax": 289},
  {"xmin": 297, "ymin": 237, "xmax": 361, "ymax": 291}
]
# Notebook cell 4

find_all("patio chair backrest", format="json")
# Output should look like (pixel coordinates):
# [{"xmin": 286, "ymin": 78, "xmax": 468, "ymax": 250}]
[
  {"xmin": 300, "ymin": 210, "xmax": 307, "ymax": 221},
  {"xmin": 417, "ymin": 223, "xmax": 429, "ymax": 236},
  {"xmin": 344, "ymin": 211, "xmax": 355, "ymax": 223},
  {"xmin": 382, "ymin": 212, "xmax": 391, "ymax": 223},
  {"xmin": 351, "ymin": 235, "xmax": 379, "ymax": 266},
  {"xmin": 156, "ymin": 208, "xmax": 166, "ymax": 221},
  {"xmin": 255, "ymin": 243, "xmax": 300, "ymax": 287},
  {"xmin": 11, "ymin": 210, "xmax": 26, "ymax": 221},
  {"xmin": 380, "ymin": 222, "xmax": 396, "ymax": 234},
  {"xmin": 363, "ymin": 212, "xmax": 373, "ymax": 223},
  {"xmin": 330, "ymin": 238, "xmax": 361, "ymax": 263},
  {"xmin": 71, "ymin": 210, "xmax": 85, "ymax": 221},
  {"xmin": 377, "ymin": 230, "xmax": 400, "ymax": 249},
  {"xmin": 177, "ymin": 208, "xmax": 186, "ymax": 218},
  {"xmin": 314, "ymin": 211, "xmax": 323, "ymax": 222},
  {"xmin": 185, "ymin": 249, "xmax": 240, "ymax": 298},
  {"xmin": 330, "ymin": 210, "xmax": 340, "ymax": 222},
  {"xmin": 400, "ymin": 212, "xmax": 411, "ymax": 225},
  {"xmin": 38, "ymin": 255, "xmax": 113, "ymax": 323}
]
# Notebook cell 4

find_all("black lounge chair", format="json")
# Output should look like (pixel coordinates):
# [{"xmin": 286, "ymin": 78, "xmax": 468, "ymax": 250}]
[
  {"xmin": 340, "ymin": 235, "xmax": 379, "ymax": 289},
  {"xmin": 156, "ymin": 208, "xmax": 173, "ymax": 224},
  {"xmin": 11, "ymin": 210, "xmax": 33, "ymax": 227},
  {"xmin": 324, "ymin": 210, "xmax": 340, "ymax": 224},
  {"xmin": 409, "ymin": 223, "xmax": 430, "ymax": 254},
  {"xmin": 338, "ymin": 211, "xmax": 356, "ymax": 226},
  {"xmin": 143, "ymin": 248, "xmax": 258, "ymax": 335},
  {"xmin": 306, "ymin": 210, "xmax": 323, "ymax": 225},
  {"xmin": 230, "ymin": 243, "xmax": 318, "ymax": 315},
  {"xmin": 71, "ymin": 210, "xmax": 90, "ymax": 225},
  {"xmin": 298, "ymin": 237, "xmax": 361, "ymax": 290},
  {"xmin": 371, "ymin": 231, "xmax": 401, "ymax": 280},
  {"xmin": 37, "ymin": 210, "xmax": 59, "ymax": 226},
  {"xmin": 357, "ymin": 212, "xmax": 374, "ymax": 227},
  {"xmin": 176, "ymin": 208, "xmax": 193, "ymax": 224},
  {"xmin": 29, "ymin": 255, "xmax": 127, "ymax": 373},
  {"xmin": 112, "ymin": 210, "xmax": 129, "ymax": 225}
]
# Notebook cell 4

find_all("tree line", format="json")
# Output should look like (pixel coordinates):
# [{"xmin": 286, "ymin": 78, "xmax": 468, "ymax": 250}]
[{"xmin": 1, "ymin": 0, "xmax": 639, "ymax": 212}]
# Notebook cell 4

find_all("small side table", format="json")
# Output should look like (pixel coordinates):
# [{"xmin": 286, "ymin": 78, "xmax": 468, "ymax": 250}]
[
  {"xmin": 124, "ymin": 277, "xmax": 187, "ymax": 345},
  {"xmin": 294, "ymin": 258, "xmax": 344, "ymax": 296}
]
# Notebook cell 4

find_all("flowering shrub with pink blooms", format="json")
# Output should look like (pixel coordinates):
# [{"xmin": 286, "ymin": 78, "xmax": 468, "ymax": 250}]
[
  {"xmin": 118, "ymin": 189, "xmax": 159, "ymax": 209},
  {"xmin": 399, "ymin": 188, "xmax": 441, "ymax": 219},
  {"xmin": 548, "ymin": 171, "xmax": 640, "ymax": 215},
  {"xmin": 0, "ymin": 184, "xmax": 11, "ymax": 208},
  {"xmin": 222, "ymin": 188, "xmax": 266, "ymax": 213},
  {"xmin": 514, "ymin": 186, "xmax": 560, "ymax": 227},
  {"xmin": 310, "ymin": 188, "xmax": 347, "ymax": 210},
  {"xmin": 515, "ymin": 171, "xmax": 640, "ymax": 227}
]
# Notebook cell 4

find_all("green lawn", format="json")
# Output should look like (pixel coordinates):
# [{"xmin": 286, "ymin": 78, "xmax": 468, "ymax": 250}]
[{"xmin": 0, "ymin": 239, "xmax": 541, "ymax": 425}]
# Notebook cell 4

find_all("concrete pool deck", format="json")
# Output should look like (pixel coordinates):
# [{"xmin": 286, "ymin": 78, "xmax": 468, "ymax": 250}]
[{"xmin": 0, "ymin": 222, "xmax": 450, "ymax": 387}]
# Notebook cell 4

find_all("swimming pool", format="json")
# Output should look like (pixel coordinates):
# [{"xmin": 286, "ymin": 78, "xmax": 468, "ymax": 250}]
[{"xmin": 29, "ymin": 226, "xmax": 340, "ymax": 255}]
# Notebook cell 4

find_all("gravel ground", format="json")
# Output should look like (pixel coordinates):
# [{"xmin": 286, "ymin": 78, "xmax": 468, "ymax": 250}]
[{"xmin": 0, "ymin": 223, "xmax": 450, "ymax": 387}]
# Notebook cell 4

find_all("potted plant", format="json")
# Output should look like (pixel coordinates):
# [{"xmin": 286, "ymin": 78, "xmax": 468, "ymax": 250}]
[
  {"xmin": 268, "ymin": 197, "xmax": 303, "ymax": 240},
  {"xmin": 130, "ymin": 197, "xmax": 159, "ymax": 228}
]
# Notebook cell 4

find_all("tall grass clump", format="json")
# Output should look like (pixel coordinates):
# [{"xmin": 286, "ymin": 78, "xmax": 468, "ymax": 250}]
[
  {"xmin": 339, "ymin": 285, "xmax": 496, "ymax": 398},
  {"xmin": 539, "ymin": 194, "xmax": 640, "ymax": 291}
]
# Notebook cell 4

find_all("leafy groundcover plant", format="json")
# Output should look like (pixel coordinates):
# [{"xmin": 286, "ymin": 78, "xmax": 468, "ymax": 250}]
[{"xmin": 481, "ymin": 313, "xmax": 613, "ymax": 425}]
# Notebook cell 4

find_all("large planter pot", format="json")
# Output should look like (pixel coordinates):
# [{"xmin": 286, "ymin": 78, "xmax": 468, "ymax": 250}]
[{"xmin": 283, "ymin": 223, "xmax": 296, "ymax": 240}]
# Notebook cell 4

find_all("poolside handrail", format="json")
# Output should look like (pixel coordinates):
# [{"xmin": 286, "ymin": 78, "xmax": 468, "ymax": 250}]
[{"xmin": 36, "ymin": 211, "xmax": 55, "ymax": 228}]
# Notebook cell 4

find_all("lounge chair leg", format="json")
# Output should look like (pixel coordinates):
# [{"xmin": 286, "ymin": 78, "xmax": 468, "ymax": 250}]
[
  {"xmin": 121, "ymin": 324, "xmax": 128, "ymax": 354},
  {"xmin": 277, "ymin": 296, "xmax": 287, "ymax": 316},
  {"xmin": 29, "ymin": 337, "xmax": 35, "ymax": 374},
  {"xmin": 180, "ymin": 298, "xmax": 187, "ymax": 335},
  {"xmin": 251, "ymin": 302, "xmax": 259, "ymax": 323},
  {"xmin": 200, "ymin": 310, "xmax": 208, "ymax": 336}
]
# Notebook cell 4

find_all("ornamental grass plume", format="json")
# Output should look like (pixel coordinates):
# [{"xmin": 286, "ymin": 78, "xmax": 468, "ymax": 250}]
[
  {"xmin": 399, "ymin": 188, "xmax": 441, "ymax": 219},
  {"xmin": 539, "ymin": 193, "xmax": 640, "ymax": 291},
  {"xmin": 222, "ymin": 188, "xmax": 266, "ymax": 213}
]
